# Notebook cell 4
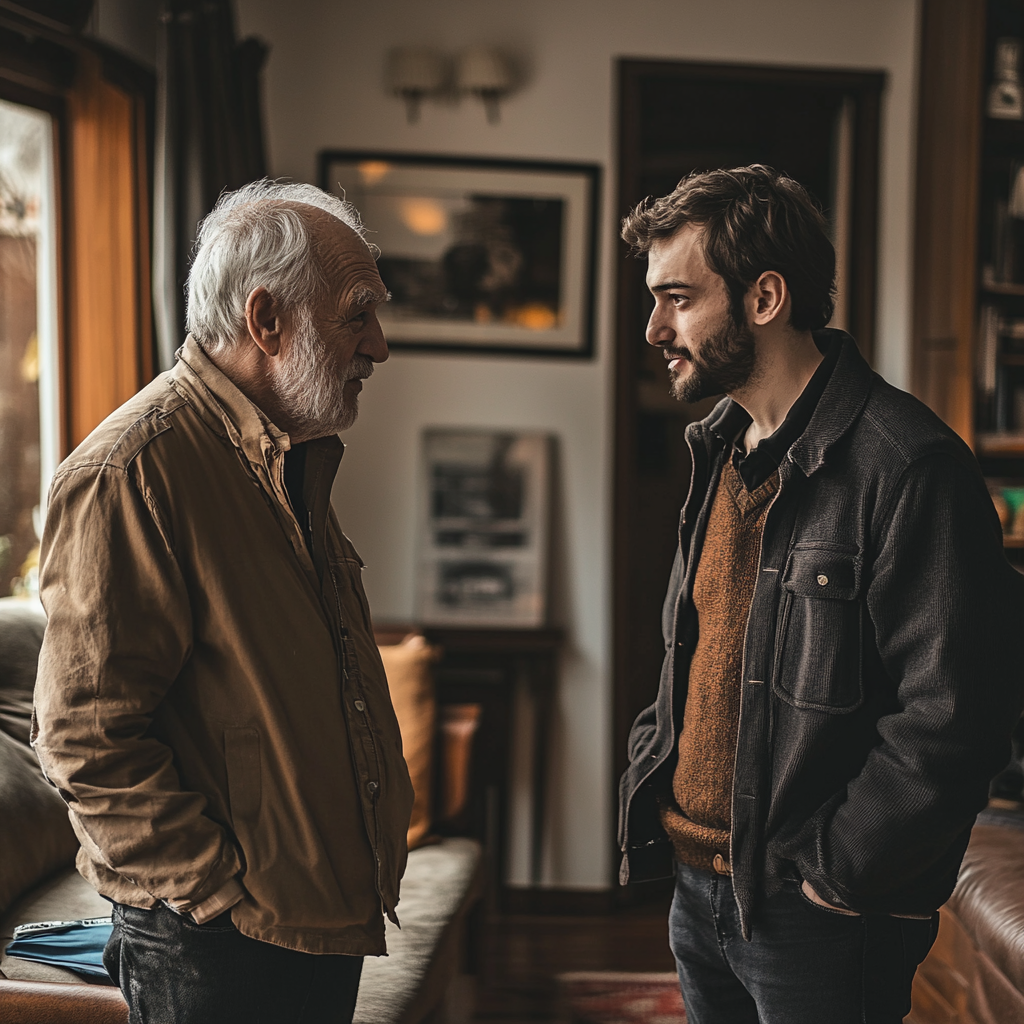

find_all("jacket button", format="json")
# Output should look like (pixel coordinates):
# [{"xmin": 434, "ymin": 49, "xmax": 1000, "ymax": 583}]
[
  {"xmin": 354, "ymin": 700, "xmax": 366, "ymax": 712},
  {"xmin": 817, "ymin": 574, "xmax": 829, "ymax": 586},
  {"xmin": 367, "ymin": 781, "xmax": 379, "ymax": 795}
]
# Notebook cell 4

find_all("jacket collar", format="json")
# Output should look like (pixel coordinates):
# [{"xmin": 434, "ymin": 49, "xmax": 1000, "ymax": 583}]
[
  {"xmin": 788, "ymin": 329, "xmax": 872, "ymax": 476},
  {"xmin": 700, "ymin": 328, "xmax": 872, "ymax": 478},
  {"xmin": 170, "ymin": 335, "xmax": 294, "ymax": 468}
]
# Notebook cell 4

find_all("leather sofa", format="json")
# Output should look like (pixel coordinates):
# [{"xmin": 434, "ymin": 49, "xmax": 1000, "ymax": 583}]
[
  {"xmin": 0, "ymin": 597, "xmax": 482, "ymax": 1024},
  {"xmin": 909, "ymin": 808, "xmax": 1024, "ymax": 1024}
]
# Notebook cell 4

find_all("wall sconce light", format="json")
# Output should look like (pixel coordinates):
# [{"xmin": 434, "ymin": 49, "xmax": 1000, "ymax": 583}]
[
  {"xmin": 388, "ymin": 47, "xmax": 448, "ymax": 124},
  {"xmin": 456, "ymin": 47, "xmax": 513, "ymax": 124}
]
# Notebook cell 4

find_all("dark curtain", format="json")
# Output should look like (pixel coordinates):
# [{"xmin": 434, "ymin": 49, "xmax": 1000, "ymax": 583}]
[{"xmin": 153, "ymin": 0, "xmax": 268, "ymax": 369}]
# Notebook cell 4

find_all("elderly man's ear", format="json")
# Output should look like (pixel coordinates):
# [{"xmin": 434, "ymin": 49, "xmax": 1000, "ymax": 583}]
[{"xmin": 244, "ymin": 287, "xmax": 285, "ymax": 356}]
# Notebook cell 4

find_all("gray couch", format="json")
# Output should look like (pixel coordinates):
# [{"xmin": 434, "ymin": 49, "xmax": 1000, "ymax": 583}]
[{"xmin": 0, "ymin": 597, "xmax": 481, "ymax": 1024}]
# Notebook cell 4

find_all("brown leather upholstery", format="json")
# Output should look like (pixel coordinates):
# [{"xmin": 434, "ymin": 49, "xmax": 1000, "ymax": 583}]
[
  {"xmin": 947, "ymin": 825, "xmax": 1024, "ymax": 994},
  {"xmin": 0, "ymin": 979, "xmax": 127, "ymax": 1023},
  {"xmin": 910, "ymin": 822, "xmax": 1024, "ymax": 1024}
]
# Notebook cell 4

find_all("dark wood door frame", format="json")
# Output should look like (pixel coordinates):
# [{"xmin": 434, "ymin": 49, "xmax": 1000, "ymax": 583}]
[{"xmin": 611, "ymin": 58, "xmax": 885, "ymax": 893}]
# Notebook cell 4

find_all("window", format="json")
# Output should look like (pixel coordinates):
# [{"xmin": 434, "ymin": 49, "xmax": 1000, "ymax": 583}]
[
  {"xmin": 0, "ymin": 97, "xmax": 58, "ymax": 597},
  {"xmin": 0, "ymin": 10, "xmax": 156, "ymax": 598}
]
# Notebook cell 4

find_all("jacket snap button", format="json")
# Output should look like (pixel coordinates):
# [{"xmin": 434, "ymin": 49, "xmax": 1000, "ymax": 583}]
[
  {"xmin": 354, "ymin": 700, "xmax": 366, "ymax": 712},
  {"xmin": 367, "ymin": 781, "xmax": 378, "ymax": 795},
  {"xmin": 817, "ymin": 574, "xmax": 829, "ymax": 586}
]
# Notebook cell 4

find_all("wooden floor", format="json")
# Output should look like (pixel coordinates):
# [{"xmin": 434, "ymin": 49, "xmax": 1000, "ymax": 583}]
[
  {"xmin": 456, "ymin": 892, "xmax": 969, "ymax": 1024},
  {"xmin": 467, "ymin": 893, "xmax": 677, "ymax": 1022}
]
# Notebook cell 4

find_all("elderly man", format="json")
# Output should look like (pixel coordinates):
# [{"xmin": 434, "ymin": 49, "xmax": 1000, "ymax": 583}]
[{"xmin": 31, "ymin": 180, "xmax": 413, "ymax": 1024}]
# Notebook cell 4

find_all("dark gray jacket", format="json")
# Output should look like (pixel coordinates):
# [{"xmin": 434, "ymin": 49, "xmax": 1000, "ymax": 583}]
[{"xmin": 618, "ymin": 330, "xmax": 1024, "ymax": 936}]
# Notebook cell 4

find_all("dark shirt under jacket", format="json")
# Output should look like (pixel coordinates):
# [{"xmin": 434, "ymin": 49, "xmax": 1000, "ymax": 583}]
[
  {"xmin": 730, "ymin": 336, "xmax": 841, "ymax": 491},
  {"xmin": 284, "ymin": 441, "xmax": 313, "ymax": 553}
]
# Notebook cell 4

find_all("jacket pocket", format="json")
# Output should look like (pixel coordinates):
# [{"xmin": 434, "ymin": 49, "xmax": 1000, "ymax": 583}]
[
  {"xmin": 773, "ymin": 543, "xmax": 864, "ymax": 713},
  {"xmin": 224, "ymin": 727, "xmax": 262, "ymax": 821},
  {"xmin": 330, "ymin": 562, "xmax": 374, "ymax": 636}
]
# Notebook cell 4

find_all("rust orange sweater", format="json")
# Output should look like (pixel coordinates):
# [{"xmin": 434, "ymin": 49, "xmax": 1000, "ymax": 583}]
[{"xmin": 660, "ymin": 460, "xmax": 778, "ymax": 872}]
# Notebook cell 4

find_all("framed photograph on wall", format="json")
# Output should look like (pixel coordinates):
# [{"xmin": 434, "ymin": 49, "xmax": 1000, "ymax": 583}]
[
  {"xmin": 318, "ymin": 151, "xmax": 600, "ymax": 357},
  {"xmin": 416, "ymin": 429, "xmax": 552, "ymax": 627}
]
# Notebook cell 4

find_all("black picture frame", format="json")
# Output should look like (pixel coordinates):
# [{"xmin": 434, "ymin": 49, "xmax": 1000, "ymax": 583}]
[{"xmin": 318, "ymin": 150, "xmax": 601, "ymax": 358}]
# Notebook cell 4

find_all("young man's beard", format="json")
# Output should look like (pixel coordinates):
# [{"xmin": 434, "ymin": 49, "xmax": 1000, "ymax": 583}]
[
  {"xmin": 668, "ymin": 305, "xmax": 757, "ymax": 404},
  {"xmin": 273, "ymin": 311, "xmax": 373, "ymax": 437}
]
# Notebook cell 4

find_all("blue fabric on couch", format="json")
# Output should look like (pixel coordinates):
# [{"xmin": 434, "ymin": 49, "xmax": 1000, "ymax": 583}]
[{"xmin": 5, "ymin": 918, "xmax": 112, "ymax": 980}]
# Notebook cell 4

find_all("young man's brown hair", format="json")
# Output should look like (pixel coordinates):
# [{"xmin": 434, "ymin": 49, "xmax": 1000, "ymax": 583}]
[{"xmin": 621, "ymin": 164, "xmax": 836, "ymax": 330}]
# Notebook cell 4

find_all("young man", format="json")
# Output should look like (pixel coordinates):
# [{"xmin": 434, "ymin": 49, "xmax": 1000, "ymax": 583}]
[
  {"xmin": 32, "ymin": 181, "xmax": 414, "ymax": 1024},
  {"xmin": 617, "ymin": 165, "xmax": 1024, "ymax": 1023}
]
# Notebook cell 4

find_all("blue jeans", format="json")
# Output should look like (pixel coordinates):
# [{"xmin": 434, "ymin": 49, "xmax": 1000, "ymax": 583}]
[
  {"xmin": 104, "ymin": 903, "xmax": 363, "ymax": 1024},
  {"xmin": 668, "ymin": 862, "xmax": 938, "ymax": 1024}
]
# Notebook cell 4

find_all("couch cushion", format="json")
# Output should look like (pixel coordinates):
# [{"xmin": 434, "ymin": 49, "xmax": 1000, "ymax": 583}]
[
  {"xmin": 0, "ymin": 868, "xmax": 111, "ymax": 983},
  {"xmin": 378, "ymin": 635, "xmax": 438, "ymax": 850},
  {"xmin": 0, "ymin": 598, "xmax": 76, "ymax": 924},
  {"xmin": 0, "ymin": 598, "xmax": 46, "ymax": 746},
  {"xmin": 0, "ymin": 726, "xmax": 79, "ymax": 919},
  {"xmin": 354, "ymin": 836, "xmax": 482, "ymax": 1024}
]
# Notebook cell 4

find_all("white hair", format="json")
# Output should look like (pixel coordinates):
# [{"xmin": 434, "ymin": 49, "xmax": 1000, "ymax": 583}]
[{"xmin": 185, "ymin": 179, "xmax": 372, "ymax": 353}]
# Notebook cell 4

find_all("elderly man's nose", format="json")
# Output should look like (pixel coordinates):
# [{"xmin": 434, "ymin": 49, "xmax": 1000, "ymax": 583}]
[{"xmin": 359, "ymin": 317, "xmax": 389, "ymax": 363}]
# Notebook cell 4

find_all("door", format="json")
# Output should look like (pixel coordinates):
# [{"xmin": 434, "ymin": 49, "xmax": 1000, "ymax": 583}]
[{"xmin": 612, "ymin": 59, "xmax": 884, "ymax": 890}]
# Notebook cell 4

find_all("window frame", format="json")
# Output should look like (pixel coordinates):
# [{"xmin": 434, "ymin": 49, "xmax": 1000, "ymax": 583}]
[{"xmin": 0, "ymin": 9, "xmax": 155, "ymax": 460}]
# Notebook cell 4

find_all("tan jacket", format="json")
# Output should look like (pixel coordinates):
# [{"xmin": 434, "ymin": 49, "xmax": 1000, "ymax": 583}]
[{"xmin": 32, "ymin": 337, "xmax": 413, "ymax": 956}]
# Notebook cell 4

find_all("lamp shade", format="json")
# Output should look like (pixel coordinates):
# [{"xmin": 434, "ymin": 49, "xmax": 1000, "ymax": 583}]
[
  {"xmin": 388, "ymin": 48, "xmax": 447, "ymax": 94},
  {"xmin": 455, "ymin": 47, "xmax": 512, "ymax": 93}
]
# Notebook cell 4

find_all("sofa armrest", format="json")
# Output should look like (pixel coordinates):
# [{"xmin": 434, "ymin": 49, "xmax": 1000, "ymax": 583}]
[{"xmin": 0, "ymin": 979, "xmax": 127, "ymax": 1024}]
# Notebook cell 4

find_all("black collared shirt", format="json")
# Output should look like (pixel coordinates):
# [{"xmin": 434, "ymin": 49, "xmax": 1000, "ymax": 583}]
[
  {"xmin": 728, "ymin": 337, "xmax": 841, "ymax": 491},
  {"xmin": 284, "ymin": 441, "xmax": 313, "ymax": 551}
]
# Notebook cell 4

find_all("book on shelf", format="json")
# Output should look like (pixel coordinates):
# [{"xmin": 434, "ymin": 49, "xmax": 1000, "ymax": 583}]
[
  {"xmin": 984, "ymin": 163, "xmax": 1024, "ymax": 292},
  {"xmin": 976, "ymin": 304, "xmax": 1024, "ymax": 432}
]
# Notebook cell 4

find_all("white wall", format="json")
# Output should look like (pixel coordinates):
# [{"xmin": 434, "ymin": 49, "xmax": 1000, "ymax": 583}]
[{"xmin": 236, "ymin": 0, "xmax": 920, "ymax": 890}]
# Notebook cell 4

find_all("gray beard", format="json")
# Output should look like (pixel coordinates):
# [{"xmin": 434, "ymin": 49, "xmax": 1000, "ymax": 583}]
[
  {"xmin": 273, "ymin": 313, "xmax": 373, "ymax": 437},
  {"xmin": 669, "ymin": 311, "xmax": 757, "ymax": 404}
]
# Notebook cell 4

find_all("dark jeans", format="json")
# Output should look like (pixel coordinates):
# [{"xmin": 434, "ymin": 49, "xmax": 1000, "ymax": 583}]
[
  {"xmin": 103, "ymin": 903, "xmax": 364, "ymax": 1024},
  {"xmin": 668, "ymin": 862, "xmax": 938, "ymax": 1024}
]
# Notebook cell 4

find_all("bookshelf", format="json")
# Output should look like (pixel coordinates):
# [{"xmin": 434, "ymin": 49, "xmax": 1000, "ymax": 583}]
[{"xmin": 913, "ymin": 0, "xmax": 1024, "ymax": 559}]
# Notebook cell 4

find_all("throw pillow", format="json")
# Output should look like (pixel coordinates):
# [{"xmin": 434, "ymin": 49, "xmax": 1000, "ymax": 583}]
[
  {"xmin": 378, "ymin": 634, "xmax": 439, "ymax": 850},
  {"xmin": 0, "ymin": 598, "xmax": 46, "ymax": 746},
  {"xmin": 0, "ymin": 727, "xmax": 79, "ymax": 916}
]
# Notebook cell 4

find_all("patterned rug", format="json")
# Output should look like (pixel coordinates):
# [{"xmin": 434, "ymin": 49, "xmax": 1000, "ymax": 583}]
[{"xmin": 556, "ymin": 971, "xmax": 686, "ymax": 1024}]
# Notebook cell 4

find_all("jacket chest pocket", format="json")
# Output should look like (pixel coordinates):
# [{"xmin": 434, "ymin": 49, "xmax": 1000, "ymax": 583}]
[
  {"xmin": 327, "ymin": 554, "xmax": 373, "ymax": 636},
  {"xmin": 773, "ymin": 544, "xmax": 864, "ymax": 714}
]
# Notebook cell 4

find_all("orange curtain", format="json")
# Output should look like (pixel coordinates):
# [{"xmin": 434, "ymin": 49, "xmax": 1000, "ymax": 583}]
[{"xmin": 64, "ymin": 50, "xmax": 153, "ymax": 452}]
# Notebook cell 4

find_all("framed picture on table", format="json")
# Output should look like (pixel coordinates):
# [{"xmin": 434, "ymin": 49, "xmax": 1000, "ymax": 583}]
[
  {"xmin": 416, "ymin": 428, "xmax": 552, "ymax": 628},
  {"xmin": 318, "ymin": 150, "xmax": 600, "ymax": 358}
]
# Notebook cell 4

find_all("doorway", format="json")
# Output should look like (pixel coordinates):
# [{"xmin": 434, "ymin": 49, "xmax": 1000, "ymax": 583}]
[{"xmin": 611, "ymin": 59, "xmax": 885, "ymax": 888}]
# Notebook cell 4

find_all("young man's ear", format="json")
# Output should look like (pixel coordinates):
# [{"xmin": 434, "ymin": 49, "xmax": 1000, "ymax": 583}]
[
  {"xmin": 244, "ymin": 287, "xmax": 284, "ymax": 356},
  {"xmin": 749, "ymin": 271, "xmax": 789, "ymax": 327}
]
